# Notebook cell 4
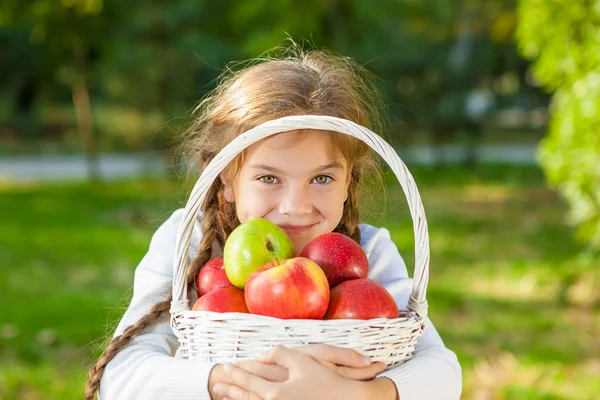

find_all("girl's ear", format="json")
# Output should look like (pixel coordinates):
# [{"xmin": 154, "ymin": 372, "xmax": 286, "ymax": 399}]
[
  {"xmin": 222, "ymin": 184, "xmax": 235, "ymax": 203},
  {"xmin": 219, "ymin": 174, "xmax": 235, "ymax": 203}
]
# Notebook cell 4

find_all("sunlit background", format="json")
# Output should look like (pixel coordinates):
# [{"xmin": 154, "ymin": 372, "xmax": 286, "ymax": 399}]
[{"xmin": 1, "ymin": 1, "xmax": 599, "ymax": 399}]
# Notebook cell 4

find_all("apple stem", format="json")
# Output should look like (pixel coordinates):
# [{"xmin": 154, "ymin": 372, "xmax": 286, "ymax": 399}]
[{"xmin": 274, "ymin": 257, "xmax": 280, "ymax": 266}]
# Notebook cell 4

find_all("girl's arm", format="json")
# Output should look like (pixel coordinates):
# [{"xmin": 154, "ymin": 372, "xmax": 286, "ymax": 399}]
[
  {"xmin": 100, "ymin": 209, "xmax": 218, "ymax": 400},
  {"xmin": 361, "ymin": 224, "xmax": 463, "ymax": 400},
  {"xmin": 100, "ymin": 211, "xmax": 386, "ymax": 400}
]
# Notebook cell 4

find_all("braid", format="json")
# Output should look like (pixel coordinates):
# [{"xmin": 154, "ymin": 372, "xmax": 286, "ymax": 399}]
[
  {"xmin": 334, "ymin": 167, "xmax": 362, "ymax": 244},
  {"xmin": 84, "ymin": 297, "xmax": 172, "ymax": 400},
  {"xmin": 86, "ymin": 181, "xmax": 237, "ymax": 399},
  {"xmin": 187, "ymin": 180, "xmax": 239, "ymax": 289},
  {"xmin": 187, "ymin": 192, "xmax": 220, "ymax": 288}
]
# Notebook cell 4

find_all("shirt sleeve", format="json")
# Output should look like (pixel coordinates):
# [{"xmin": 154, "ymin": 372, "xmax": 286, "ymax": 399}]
[
  {"xmin": 99, "ymin": 209, "xmax": 217, "ymax": 400},
  {"xmin": 360, "ymin": 224, "xmax": 462, "ymax": 400}
]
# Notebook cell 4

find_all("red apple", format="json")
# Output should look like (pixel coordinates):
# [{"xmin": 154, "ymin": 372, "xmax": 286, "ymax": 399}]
[
  {"xmin": 324, "ymin": 279, "xmax": 399, "ymax": 320},
  {"xmin": 300, "ymin": 232, "xmax": 368, "ymax": 288},
  {"xmin": 192, "ymin": 286, "xmax": 249, "ymax": 313},
  {"xmin": 196, "ymin": 257, "xmax": 233, "ymax": 297},
  {"xmin": 245, "ymin": 257, "xmax": 330, "ymax": 319}
]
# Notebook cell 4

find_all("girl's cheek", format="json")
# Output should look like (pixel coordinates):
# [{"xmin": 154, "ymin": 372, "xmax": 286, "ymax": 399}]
[{"xmin": 249, "ymin": 198, "xmax": 273, "ymax": 219}]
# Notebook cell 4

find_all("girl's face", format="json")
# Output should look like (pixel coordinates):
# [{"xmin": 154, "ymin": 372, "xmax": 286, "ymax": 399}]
[{"xmin": 223, "ymin": 130, "xmax": 351, "ymax": 255}]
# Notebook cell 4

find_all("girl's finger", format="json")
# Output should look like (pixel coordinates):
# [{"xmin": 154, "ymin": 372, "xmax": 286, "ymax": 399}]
[
  {"xmin": 237, "ymin": 360, "xmax": 288, "ymax": 382},
  {"xmin": 294, "ymin": 344, "xmax": 372, "ymax": 368},
  {"xmin": 335, "ymin": 361, "xmax": 386, "ymax": 381},
  {"xmin": 222, "ymin": 363, "xmax": 273, "ymax": 395},
  {"xmin": 213, "ymin": 383, "xmax": 261, "ymax": 400},
  {"xmin": 260, "ymin": 345, "xmax": 309, "ymax": 370}
]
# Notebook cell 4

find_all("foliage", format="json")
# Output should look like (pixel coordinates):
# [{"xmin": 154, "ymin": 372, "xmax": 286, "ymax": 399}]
[
  {"xmin": 516, "ymin": 0, "xmax": 600, "ymax": 248},
  {"xmin": 0, "ymin": 0, "xmax": 540, "ymax": 147}
]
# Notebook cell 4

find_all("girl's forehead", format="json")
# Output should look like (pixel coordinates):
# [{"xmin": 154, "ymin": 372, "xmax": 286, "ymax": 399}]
[
  {"xmin": 240, "ymin": 130, "xmax": 347, "ymax": 171},
  {"xmin": 252, "ymin": 129, "xmax": 341, "ymax": 154}
]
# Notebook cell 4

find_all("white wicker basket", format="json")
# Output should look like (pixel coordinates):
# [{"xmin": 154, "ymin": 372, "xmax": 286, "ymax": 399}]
[{"xmin": 170, "ymin": 115, "xmax": 430, "ymax": 369}]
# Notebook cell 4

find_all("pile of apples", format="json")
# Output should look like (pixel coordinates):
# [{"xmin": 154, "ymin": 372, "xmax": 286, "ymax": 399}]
[{"xmin": 192, "ymin": 218, "xmax": 399, "ymax": 320}]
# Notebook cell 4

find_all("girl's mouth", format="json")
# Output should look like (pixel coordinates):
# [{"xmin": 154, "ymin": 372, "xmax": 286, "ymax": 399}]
[{"xmin": 278, "ymin": 223, "xmax": 317, "ymax": 235}]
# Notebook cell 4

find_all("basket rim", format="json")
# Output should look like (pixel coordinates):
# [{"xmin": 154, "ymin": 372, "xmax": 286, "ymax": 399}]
[
  {"xmin": 172, "ymin": 309, "xmax": 423, "ymax": 324},
  {"xmin": 170, "ymin": 115, "xmax": 431, "ymax": 328}
]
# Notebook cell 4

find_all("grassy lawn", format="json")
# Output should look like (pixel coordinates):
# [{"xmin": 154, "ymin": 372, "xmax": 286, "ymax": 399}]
[{"xmin": 1, "ymin": 165, "xmax": 598, "ymax": 399}]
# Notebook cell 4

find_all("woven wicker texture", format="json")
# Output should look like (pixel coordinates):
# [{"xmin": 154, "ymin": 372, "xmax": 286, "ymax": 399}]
[{"xmin": 170, "ymin": 115, "xmax": 430, "ymax": 368}]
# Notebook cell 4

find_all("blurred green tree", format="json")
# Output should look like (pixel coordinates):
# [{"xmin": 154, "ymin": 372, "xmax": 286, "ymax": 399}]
[
  {"xmin": 0, "ymin": 0, "xmax": 547, "ymax": 168},
  {"xmin": 2, "ymin": 0, "xmax": 125, "ymax": 179},
  {"xmin": 517, "ymin": 0, "xmax": 600, "ymax": 249},
  {"xmin": 318, "ymin": 0, "xmax": 525, "ymax": 165}
]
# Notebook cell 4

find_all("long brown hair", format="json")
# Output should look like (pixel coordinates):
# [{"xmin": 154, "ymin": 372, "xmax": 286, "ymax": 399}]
[{"xmin": 85, "ymin": 41, "xmax": 387, "ymax": 399}]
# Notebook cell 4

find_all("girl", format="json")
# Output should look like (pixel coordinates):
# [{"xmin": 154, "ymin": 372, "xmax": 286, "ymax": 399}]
[{"xmin": 85, "ymin": 44, "xmax": 462, "ymax": 400}]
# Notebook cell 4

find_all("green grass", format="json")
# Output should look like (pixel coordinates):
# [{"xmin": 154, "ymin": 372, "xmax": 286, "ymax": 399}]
[{"xmin": 1, "ymin": 165, "xmax": 598, "ymax": 399}]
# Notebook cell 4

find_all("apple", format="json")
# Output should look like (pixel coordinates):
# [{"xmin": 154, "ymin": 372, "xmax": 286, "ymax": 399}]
[
  {"xmin": 192, "ymin": 286, "xmax": 249, "ymax": 313},
  {"xmin": 323, "ymin": 279, "xmax": 399, "ymax": 320},
  {"xmin": 300, "ymin": 232, "xmax": 369, "ymax": 288},
  {"xmin": 224, "ymin": 218, "xmax": 294, "ymax": 289},
  {"xmin": 244, "ymin": 257, "xmax": 330, "ymax": 319},
  {"xmin": 196, "ymin": 257, "xmax": 233, "ymax": 297}
]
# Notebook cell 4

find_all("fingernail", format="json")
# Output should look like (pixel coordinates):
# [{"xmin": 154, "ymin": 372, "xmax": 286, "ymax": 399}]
[
  {"xmin": 213, "ymin": 384, "xmax": 226, "ymax": 395},
  {"xmin": 222, "ymin": 363, "xmax": 233, "ymax": 372},
  {"xmin": 361, "ymin": 356, "xmax": 372, "ymax": 365}
]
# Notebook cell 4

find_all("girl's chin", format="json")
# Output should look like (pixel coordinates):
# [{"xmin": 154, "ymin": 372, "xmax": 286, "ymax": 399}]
[
  {"xmin": 291, "ymin": 235, "xmax": 321, "ymax": 257},
  {"xmin": 286, "ymin": 237, "xmax": 302, "ymax": 255}
]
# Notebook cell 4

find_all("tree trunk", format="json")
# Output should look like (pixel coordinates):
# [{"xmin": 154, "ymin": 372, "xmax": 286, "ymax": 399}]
[{"xmin": 72, "ymin": 48, "xmax": 100, "ymax": 181}]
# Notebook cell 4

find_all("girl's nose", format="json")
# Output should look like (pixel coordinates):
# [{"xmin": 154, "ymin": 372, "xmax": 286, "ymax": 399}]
[{"xmin": 279, "ymin": 186, "xmax": 312, "ymax": 216}]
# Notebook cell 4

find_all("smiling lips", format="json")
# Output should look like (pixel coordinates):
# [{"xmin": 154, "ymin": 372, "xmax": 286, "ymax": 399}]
[{"xmin": 278, "ymin": 223, "xmax": 317, "ymax": 235}]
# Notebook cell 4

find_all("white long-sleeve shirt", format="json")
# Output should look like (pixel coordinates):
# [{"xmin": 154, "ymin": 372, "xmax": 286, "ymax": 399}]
[{"xmin": 100, "ymin": 209, "xmax": 462, "ymax": 399}]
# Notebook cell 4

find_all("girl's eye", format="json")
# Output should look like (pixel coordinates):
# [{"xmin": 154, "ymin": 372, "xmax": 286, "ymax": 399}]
[
  {"xmin": 259, "ymin": 175, "xmax": 278, "ymax": 184},
  {"xmin": 313, "ymin": 175, "xmax": 332, "ymax": 184}
]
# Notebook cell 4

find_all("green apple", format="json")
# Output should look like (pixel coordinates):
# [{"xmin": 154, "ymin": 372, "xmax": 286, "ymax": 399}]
[{"xmin": 223, "ymin": 218, "xmax": 295, "ymax": 289}]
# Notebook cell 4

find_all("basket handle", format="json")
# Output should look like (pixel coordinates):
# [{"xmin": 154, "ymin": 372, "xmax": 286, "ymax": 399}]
[{"xmin": 170, "ymin": 115, "xmax": 430, "ymax": 319}]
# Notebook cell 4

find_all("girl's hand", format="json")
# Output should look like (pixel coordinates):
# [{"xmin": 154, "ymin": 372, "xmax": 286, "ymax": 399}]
[
  {"xmin": 213, "ymin": 345, "xmax": 365, "ymax": 400},
  {"xmin": 282, "ymin": 343, "xmax": 385, "ymax": 381},
  {"xmin": 209, "ymin": 360, "xmax": 288, "ymax": 400},
  {"xmin": 208, "ymin": 344, "xmax": 384, "ymax": 399}
]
